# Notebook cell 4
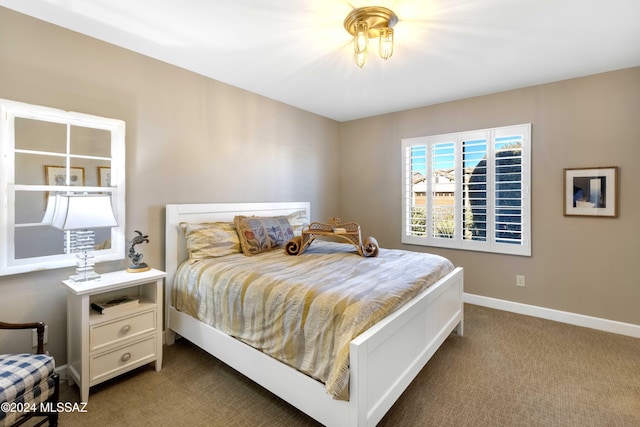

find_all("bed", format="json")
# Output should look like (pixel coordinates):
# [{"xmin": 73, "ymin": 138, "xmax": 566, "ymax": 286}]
[{"xmin": 164, "ymin": 202, "xmax": 463, "ymax": 426}]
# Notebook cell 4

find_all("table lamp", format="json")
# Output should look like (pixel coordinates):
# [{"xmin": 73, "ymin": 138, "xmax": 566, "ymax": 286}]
[{"xmin": 50, "ymin": 194, "xmax": 118, "ymax": 282}]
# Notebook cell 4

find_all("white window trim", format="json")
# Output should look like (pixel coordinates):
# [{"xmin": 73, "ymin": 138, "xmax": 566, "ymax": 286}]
[
  {"xmin": 401, "ymin": 123, "xmax": 531, "ymax": 256},
  {"xmin": 0, "ymin": 98, "xmax": 126, "ymax": 276}
]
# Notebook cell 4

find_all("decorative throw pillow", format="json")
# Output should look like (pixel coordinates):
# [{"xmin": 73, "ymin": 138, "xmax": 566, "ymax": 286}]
[
  {"xmin": 179, "ymin": 222, "xmax": 241, "ymax": 263},
  {"xmin": 234, "ymin": 215, "xmax": 294, "ymax": 255}
]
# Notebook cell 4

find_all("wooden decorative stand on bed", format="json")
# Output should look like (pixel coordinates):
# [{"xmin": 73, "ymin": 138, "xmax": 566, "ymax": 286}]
[{"xmin": 287, "ymin": 218, "xmax": 379, "ymax": 257}]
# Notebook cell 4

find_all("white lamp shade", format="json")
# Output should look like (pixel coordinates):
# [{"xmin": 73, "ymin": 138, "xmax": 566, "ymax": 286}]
[
  {"xmin": 42, "ymin": 194, "xmax": 59, "ymax": 224},
  {"xmin": 51, "ymin": 194, "xmax": 118, "ymax": 231}
]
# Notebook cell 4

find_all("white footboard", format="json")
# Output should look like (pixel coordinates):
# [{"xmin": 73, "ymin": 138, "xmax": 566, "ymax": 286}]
[{"xmin": 349, "ymin": 267, "xmax": 463, "ymax": 426}]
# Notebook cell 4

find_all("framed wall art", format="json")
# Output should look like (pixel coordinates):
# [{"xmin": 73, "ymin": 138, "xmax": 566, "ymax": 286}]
[
  {"xmin": 45, "ymin": 165, "xmax": 85, "ymax": 187},
  {"xmin": 563, "ymin": 166, "xmax": 618, "ymax": 217},
  {"xmin": 98, "ymin": 166, "xmax": 111, "ymax": 187}
]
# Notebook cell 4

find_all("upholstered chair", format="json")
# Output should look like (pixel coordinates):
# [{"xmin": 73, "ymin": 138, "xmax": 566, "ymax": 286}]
[{"xmin": 0, "ymin": 322, "xmax": 59, "ymax": 427}]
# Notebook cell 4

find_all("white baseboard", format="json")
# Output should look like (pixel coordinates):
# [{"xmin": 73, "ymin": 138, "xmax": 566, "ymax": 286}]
[
  {"xmin": 54, "ymin": 364, "xmax": 68, "ymax": 381},
  {"xmin": 464, "ymin": 293, "xmax": 640, "ymax": 339}
]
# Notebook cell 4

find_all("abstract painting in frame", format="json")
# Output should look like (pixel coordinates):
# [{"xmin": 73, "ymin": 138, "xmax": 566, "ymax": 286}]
[{"xmin": 563, "ymin": 166, "xmax": 618, "ymax": 217}]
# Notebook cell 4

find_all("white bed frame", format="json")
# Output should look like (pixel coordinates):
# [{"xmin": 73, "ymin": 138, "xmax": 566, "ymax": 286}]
[{"xmin": 164, "ymin": 202, "xmax": 463, "ymax": 427}]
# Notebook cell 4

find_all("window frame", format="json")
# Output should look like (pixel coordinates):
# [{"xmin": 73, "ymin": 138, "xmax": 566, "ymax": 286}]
[
  {"xmin": 0, "ymin": 98, "xmax": 126, "ymax": 276},
  {"xmin": 401, "ymin": 123, "xmax": 531, "ymax": 256}
]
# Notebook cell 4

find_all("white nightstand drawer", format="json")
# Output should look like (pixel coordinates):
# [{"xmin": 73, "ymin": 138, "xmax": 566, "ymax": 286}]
[
  {"xmin": 90, "ymin": 336, "xmax": 156, "ymax": 383},
  {"xmin": 90, "ymin": 309, "xmax": 156, "ymax": 351}
]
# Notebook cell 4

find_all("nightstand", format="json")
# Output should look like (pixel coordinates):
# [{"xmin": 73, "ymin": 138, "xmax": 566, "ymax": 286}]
[{"xmin": 61, "ymin": 268, "xmax": 166, "ymax": 401}]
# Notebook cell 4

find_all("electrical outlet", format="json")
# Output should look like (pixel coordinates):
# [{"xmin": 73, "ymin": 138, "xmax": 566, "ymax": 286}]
[
  {"xmin": 32, "ymin": 325, "xmax": 48, "ymax": 347},
  {"xmin": 516, "ymin": 275, "xmax": 525, "ymax": 287}
]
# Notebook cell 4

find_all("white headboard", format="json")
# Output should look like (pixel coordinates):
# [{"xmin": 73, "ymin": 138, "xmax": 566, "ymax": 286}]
[{"xmin": 164, "ymin": 202, "xmax": 310, "ymax": 320}]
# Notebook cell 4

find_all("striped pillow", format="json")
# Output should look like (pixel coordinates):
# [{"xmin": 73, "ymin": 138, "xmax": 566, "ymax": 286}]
[{"xmin": 179, "ymin": 222, "xmax": 241, "ymax": 263}]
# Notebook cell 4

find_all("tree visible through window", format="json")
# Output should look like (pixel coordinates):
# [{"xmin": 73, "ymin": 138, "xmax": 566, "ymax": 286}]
[{"xmin": 402, "ymin": 124, "xmax": 531, "ymax": 256}]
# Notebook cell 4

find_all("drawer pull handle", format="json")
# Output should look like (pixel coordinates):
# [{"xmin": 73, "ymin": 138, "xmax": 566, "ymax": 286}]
[
  {"xmin": 121, "ymin": 352, "xmax": 132, "ymax": 362},
  {"xmin": 120, "ymin": 325, "xmax": 131, "ymax": 334}
]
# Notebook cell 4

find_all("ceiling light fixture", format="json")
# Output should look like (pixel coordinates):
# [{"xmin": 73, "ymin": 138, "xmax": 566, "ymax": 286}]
[{"xmin": 344, "ymin": 6, "xmax": 398, "ymax": 68}]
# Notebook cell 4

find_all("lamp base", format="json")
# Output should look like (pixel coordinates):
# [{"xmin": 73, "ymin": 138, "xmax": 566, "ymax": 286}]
[
  {"xmin": 70, "ymin": 235, "xmax": 99, "ymax": 282},
  {"xmin": 70, "ymin": 270, "xmax": 101, "ymax": 282}
]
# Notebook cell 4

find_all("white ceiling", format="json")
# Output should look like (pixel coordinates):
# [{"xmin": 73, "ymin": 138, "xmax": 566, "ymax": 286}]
[{"xmin": 2, "ymin": 0, "xmax": 639, "ymax": 122}]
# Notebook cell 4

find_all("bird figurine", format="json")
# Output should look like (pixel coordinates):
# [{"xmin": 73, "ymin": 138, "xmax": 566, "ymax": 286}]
[{"xmin": 127, "ymin": 230, "xmax": 151, "ymax": 273}]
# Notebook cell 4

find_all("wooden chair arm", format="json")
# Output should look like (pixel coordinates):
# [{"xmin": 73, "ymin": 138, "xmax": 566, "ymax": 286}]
[{"xmin": 0, "ymin": 321, "xmax": 46, "ymax": 354}]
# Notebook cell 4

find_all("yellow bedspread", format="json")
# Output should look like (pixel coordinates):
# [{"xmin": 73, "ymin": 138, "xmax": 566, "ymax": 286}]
[{"xmin": 172, "ymin": 241, "xmax": 454, "ymax": 399}]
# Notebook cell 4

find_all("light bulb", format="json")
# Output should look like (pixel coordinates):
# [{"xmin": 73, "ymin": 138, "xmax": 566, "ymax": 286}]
[
  {"xmin": 379, "ymin": 27, "xmax": 394, "ymax": 60},
  {"xmin": 354, "ymin": 20, "xmax": 369, "ymax": 54},
  {"xmin": 355, "ymin": 50, "xmax": 368, "ymax": 68}
]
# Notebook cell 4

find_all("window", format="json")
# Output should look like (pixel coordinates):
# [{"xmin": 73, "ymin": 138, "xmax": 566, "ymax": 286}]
[{"xmin": 402, "ymin": 124, "xmax": 531, "ymax": 256}]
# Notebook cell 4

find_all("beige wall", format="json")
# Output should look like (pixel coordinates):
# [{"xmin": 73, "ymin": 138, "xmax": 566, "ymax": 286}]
[
  {"xmin": 0, "ymin": 7, "xmax": 638, "ymax": 366},
  {"xmin": 0, "ymin": 8, "xmax": 340, "ymax": 362},
  {"xmin": 340, "ymin": 67, "xmax": 640, "ymax": 325}
]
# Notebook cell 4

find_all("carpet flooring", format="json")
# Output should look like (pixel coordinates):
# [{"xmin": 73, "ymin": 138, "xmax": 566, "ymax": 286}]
[{"xmin": 53, "ymin": 304, "xmax": 639, "ymax": 426}]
